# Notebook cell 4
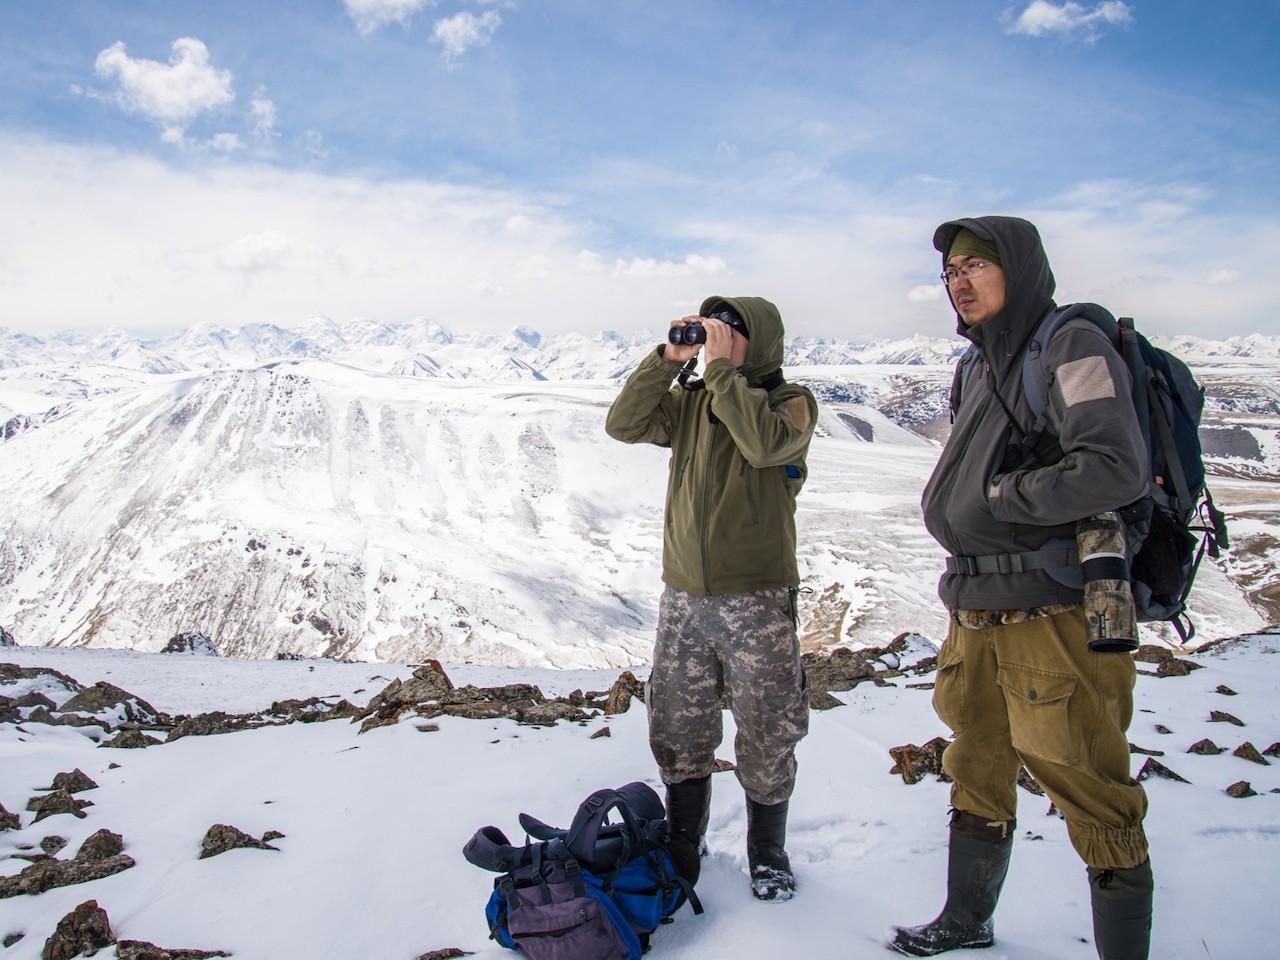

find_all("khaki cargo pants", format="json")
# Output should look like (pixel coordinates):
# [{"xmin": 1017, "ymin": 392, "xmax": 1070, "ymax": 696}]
[
  {"xmin": 933, "ymin": 606, "xmax": 1149, "ymax": 869},
  {"xmin": 648, "ymin": 586, "xmax": 810, "ymax": 807}
]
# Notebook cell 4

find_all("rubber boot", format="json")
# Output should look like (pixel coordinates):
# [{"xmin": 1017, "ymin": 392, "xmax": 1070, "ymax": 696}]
[
  {"xmin": 665, "ymin": 775, "xmax": 712, "ymax": 856},
  {"xmin": 746, "ymin": 798, "xmax": 794, "ymax": 902},
  {"xmin": 889, "ymin": 811, "xmax": 1014, "ymax": 956},
  {"xmin": 1089, "ymin": 859, "xmax": 1153, "ymax": 960}
]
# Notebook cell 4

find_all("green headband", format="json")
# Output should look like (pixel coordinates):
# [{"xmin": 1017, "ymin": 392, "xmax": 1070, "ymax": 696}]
[{"xmin": 948, "ymin": 228, "xmax": 1001, "ymax": 266}]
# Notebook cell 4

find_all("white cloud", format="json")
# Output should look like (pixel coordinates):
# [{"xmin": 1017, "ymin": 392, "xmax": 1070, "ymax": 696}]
[
  {"xmin": 250, "ymin": 88, "xmax": 278, "ymax": 143},
  {"xmin": 94, "ymin": 38, "xmax": 235, "ymax": 142},
  {"xmin": 606, "ymin": 254, "xmax": 731, "ymax": 280},
  {"xmin": 1, "ymin": 137, "xmax": 1274, "ymax": 342},
  {"xmin": 470, "ymin": 279, "xmax": 510, "ymax": 298},
  {"xmin": 433, "ymin": 11, "xmax": 502, "ymax": 67},
  {"xmin": 209, "ymin": 133, "xmax": 243, "ymax": 153},
  {"xmin": 908, "ymin": 284, "xmax": 944, "ymax": 303},
  {"xmin": 344, "ymin": 0, "xmax": 435, "ymax": 35},
  {"xmin": 1008, "ymin": 1, "xmax": 1133, "ymax": 42},
  {"xmin": 218, "ymin": 230, "xmax": 334, "ymax": 276},
  {"xmin": 515, "ymin": 255, "xmax": 551, "ymax": 280},
  {"xmin": 1205, "ymin": 268, "xmax": 1241, "ymax": 285}
]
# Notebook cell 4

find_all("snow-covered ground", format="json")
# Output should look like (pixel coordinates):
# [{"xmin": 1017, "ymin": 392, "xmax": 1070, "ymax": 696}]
[{"xmin": 4, "ymin": 637, "xmax": 1279, "ymax": 959}]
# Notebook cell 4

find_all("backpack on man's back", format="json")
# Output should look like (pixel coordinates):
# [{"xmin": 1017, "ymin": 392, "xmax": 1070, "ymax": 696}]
[{"xmin": 951, "ymin": 303, "xmax": 1229, "ymax": 640}]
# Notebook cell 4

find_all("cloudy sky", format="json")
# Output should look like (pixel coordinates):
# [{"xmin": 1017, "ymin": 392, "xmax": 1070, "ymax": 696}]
[{"xmin": 1, "ymin": 1, "xmax": 1276, "ymax": 341}]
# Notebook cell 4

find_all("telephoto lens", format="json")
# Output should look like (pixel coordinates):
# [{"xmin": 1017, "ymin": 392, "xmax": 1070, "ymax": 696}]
[
  {"xmin": 1077, "ymin": 511, "xmax": 1138, "ymax": 652},
  {"xmin": 668, "ymin": 323, "xmax": 707, "ymax": 345}
]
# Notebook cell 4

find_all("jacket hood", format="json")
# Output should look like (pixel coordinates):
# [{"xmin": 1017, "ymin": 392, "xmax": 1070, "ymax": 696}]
[
  {"xmin": 933, "ymin": 216, "xmax": 1057, "ymax": 377},
  {"xmin": 700, "ymin": 294, "xmax": 785, "ymax": 385}
]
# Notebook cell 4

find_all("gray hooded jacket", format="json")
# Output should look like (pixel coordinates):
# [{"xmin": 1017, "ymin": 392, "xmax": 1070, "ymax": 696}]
[{"xmin": 921, "ymin": 216, "xmax": 1147, "ymax": 611}]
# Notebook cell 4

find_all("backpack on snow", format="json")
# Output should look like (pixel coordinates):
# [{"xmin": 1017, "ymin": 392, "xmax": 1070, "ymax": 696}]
[
  {"xmin": 462, "ymin": 782, "xmax": 703, "ymax": 960},
  {"xmin": 950, "ymin": 303, "xmax": 1229, "ymax": 641}
]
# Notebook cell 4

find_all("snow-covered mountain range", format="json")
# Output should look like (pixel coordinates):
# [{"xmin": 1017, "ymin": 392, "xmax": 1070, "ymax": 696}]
[{"xmin": 2, "ymin": 318, "xmax": 1277, "ymax": 666}]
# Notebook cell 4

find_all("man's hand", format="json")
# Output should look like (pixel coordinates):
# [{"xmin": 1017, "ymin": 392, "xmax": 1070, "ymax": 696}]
[{"xmin": 699, "ymin": 317, "xmax": 734, "ymax": 365}]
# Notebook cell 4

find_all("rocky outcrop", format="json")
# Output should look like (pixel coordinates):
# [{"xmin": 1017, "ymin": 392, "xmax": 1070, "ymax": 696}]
[
  {"xmin": 43, "ymin": 900, "xmax": 115, "ymax": 960},
  {"xmin": 162, "ymin": 632, "xmax": 219, "ymax": 656},
  {"xmin": 26, "ymin": 790, "xmax": 94, "ymax": 823},
  {"xmin": 888, "ymin": 738, "xmax": 950, "ymax": 784},
  {"xmin": 0, "ymin": 800, "xmax": 20, "ymax": 831},
  {"xmin": 802, "ymin": 634, "xmax": 937, "ymax": 711},
  {"xmin": 0, "ymin": 625, "xmax": 15, "ymax": 647},
  {"xmin": 355, "ymin": 661, "xmax": 602, "ymax": 732},
  {"xmin": 60, "ymin": 681, "xmax": 162, "ymax": 724},
  {"xmin": 167, "ymin": 710, "xmax": 278, "ymax": 741},
  {"xmin": 0, "ymin": 661, "xmax": 82, "ymax": 697},
  {"xmin": 49, "ymin": 768, "xmax": 100, "ymax": 793},
  {"xmin": 101, "ymin": 729, "xmax": 164, "ymax": 749},
  {"xmin": 41, "ymin": 900, "xmax": 230, "ymax": 960},
  {"xmin": 0, "ymin": 830, "xmax": 134, "ymax": 899},
  {"xmin": 604, "ymin": 671, "xmax": 643, "ymax": 715},
  {"xmin": 199, "ymin": 823, "xmax": 283, "ymax": 859}
]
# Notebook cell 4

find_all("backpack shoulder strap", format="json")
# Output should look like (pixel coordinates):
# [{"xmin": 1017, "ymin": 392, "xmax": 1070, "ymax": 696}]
[
  {"xmin": 1021, "ymin": 302, "xmax": 1121, "ymax": 444},
  {"xmin": 564, "ymin": 787, "xmax": 641, "ymax": 871},
  {"xmin": 463, "ymin": 825, "xmax": 571, "ymax": 873},
  {"xmin": 950, "ymin": 345, "xmax": 981, "ymax": 422}
]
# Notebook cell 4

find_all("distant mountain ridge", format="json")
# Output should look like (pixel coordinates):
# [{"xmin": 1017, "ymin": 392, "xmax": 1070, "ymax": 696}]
[
  {"xmin": 1, "ymin": 317, "xmax": 1277, "ymax": 666},
  {"xmin": 5, "ymin": 318, "xmax": 1277, "ymax": 395}
]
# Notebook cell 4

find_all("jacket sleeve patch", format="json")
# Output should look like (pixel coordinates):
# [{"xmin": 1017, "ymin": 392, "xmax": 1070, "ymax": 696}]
[
  {"xmin": 781, "ymin": 395, "xmax": 813, "ymax": 433},
  {"xmin": 1055, "ymin": 355, "xmax": 1116, "ymax": 407}
]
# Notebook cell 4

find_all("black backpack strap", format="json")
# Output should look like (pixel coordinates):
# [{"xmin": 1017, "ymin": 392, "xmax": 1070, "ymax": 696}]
[
  {"xmin": 949, "ymin": 346, "xmax": 980, "ymax": 423},
  {"xmin": 759, "ymin": 368, "xmax": 786, "ymax": 392},
  {"xmin": 945, "ymin": 545, "xmax": 1079, "ymax": 576},
  {"xmin": 463, "ymin": 825, "xmax": 520, "ymax": 872},
  {"xmin": 1020, "ymin": 303, "xmax": 1120, "ymax": 452},
  {"xmin": 564, "ymin": 787, "xmax": 641, "ymax": 873}
]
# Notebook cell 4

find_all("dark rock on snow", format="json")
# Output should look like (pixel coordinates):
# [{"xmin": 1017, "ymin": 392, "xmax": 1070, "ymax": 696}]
[
  {"xmin": 1136, "ymin": 758, "xmax": 1190, "ymax": 784},
  {"xmin": 1187, "ymin": 738, "xmax": 1227, "ymax": 755},
  {"xmin": 1232, "ymin": 742, "xmax": 1270, "ymax": 765},
  {"xmin": 26, "ymin": 790, "xmax": 93, "ymax": 823},
  {"xmin": 1225, "ymin": 781, "xmax": 1257, "ymax": 798},
  {"xmin": 0, "ymin": 830, "xmax": 134, "ymax": 899},
  {"xmin": 199, "ymin": 823, "xmax": 283, "ymax": 859},
  {"xmin": 100, "ymin": 729, "xmax": 164, "ymax": 749},
  {"xmin": 48, "ymin": 768, "xmax": 100, "ymax": 793},
  {"xmin": 41, "ymin": 899, "xmax": 230, "ymax": 960}
]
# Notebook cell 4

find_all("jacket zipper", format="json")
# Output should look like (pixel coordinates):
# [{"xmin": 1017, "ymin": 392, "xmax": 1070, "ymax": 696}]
[{"xmin": 700, "ymin": 421, "xmax": 719, "ymax": 593}]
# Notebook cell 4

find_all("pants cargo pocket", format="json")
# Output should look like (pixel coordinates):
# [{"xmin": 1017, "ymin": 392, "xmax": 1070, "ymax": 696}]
[
  {"xmin": 932, "ymin": 638, "xmax": 967, "ymax": 734},
  {"xmin": 997, "ymin": 664, "xmax": 1078, "ymax": 766}
]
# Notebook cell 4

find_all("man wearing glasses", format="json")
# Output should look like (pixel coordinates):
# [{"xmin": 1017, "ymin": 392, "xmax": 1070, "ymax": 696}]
[
  {"xmin": 606, "ymin": 296, "xmax": 816, "ymax": 903},
  {"xmin": 892, "ymin": 218, "xmax": 1153, "ymax": 959}
]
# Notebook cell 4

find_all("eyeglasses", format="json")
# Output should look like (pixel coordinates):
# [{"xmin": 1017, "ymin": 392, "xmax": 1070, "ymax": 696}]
[{"xmin": 941, "ymin": 260, "xmax": 995, "ymax": 285}]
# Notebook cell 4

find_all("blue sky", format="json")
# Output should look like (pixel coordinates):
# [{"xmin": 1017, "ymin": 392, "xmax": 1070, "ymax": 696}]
[{"xmin": 1, "ymin": 1, "xmax": 1276, "ymax": 341}]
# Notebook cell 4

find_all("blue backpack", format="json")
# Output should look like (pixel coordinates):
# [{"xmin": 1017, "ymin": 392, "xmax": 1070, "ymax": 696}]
[
  {"xmin": 952, "ymin": 304, "xmax": 1229, "ymax": 640},
  {"xmin": 462, "ymin": 782, "xmax": 703, "ymax": 960}
]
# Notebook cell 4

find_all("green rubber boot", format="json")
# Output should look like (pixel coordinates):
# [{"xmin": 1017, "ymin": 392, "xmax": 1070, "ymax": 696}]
[
  {"xmin": 1089, "ymin": 859, "xmax": 1153, "ymax": 960},
  {"xmin": 889, "ymin": 811, "xmax": 1013, "ymax": 956}
]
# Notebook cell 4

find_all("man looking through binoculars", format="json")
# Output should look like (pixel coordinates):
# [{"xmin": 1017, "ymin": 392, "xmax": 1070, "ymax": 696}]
[{"xmin": 606, "ymin": 295, "xmax": 817, "ymax": 903}]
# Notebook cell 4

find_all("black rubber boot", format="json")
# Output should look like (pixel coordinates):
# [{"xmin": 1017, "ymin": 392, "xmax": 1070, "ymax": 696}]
[
  {"xmin": 665, "ymin": 775, "xmax": 712, "ymax": 857},
  {"xmin": 1089, "ymin": 859, "xmax": 1153, "ymax": 960},
  {"xmin": 889, "ymin": 811, "xmax": 1014, "ymax": 956},
  {"xmin": 746, "ymin": 798, "xmax": 794, "ymax": 902}
]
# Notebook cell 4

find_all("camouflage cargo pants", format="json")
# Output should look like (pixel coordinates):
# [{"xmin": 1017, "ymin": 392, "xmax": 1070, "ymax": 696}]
[
  {"xmin": 648, "ymin": 585, "xmax": 810, "ymax": 806},
  {"xmin": 933, "ymin": 605, "xmax": 1149, "ymax": 869}
]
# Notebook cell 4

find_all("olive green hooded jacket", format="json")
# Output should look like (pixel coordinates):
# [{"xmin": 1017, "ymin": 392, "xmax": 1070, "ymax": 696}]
[{"xmin": 605, "ymin": 296, "xmax": 817, "ymax": 596}]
